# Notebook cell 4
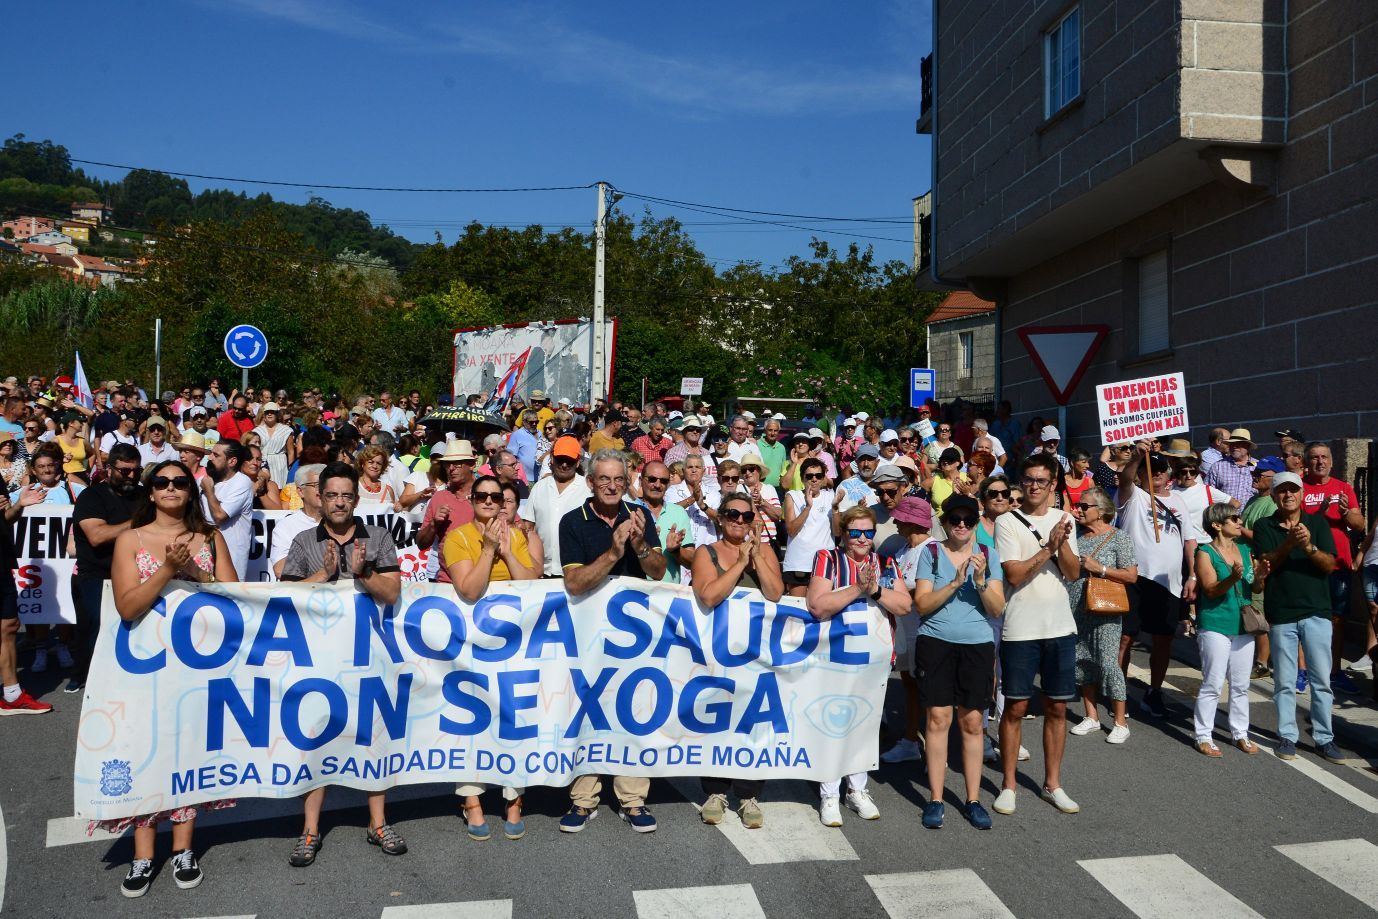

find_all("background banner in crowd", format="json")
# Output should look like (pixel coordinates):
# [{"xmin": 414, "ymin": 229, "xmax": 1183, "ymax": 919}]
[
  {"xmin": 1094, "ymin": 372, "xmax": 1190, "ymax": 446},
  {"xmin": 245, "ymin": 509, "xmax": 430, "ymax": 584},
  {"xmin": 74, "ymin": 579, "xmax": 890, "ymax": 820},
  {"xmin": 9, "ymin": 507, "xmax": 76, "ymax": 626},
  {"xmin": 452, "ymin": 318, "xmax": 617, "ymax": 407},
  {"xmin": 8, "ymin": 508, "xmax": 430, "ymax": 625}
]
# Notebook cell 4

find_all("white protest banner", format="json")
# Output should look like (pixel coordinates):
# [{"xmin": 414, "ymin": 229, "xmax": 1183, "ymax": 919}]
[
  {"xmin": 1094, "ymin": 372, "xmax": 1190, "ymax": 446},
  {"xmin": 680, "ymin": 377, "xmax": 704, "ymax": 396},
  {"xmin": 11, "ymin": 507, "xmax": 77, "ymax": 625},
  {"xmin": 246, "ymin": 510, "xmax": 431, "ymax": 584},
  {"xmin": 74, "ymin": 578, "xmax": 889, "ymax": 820}
]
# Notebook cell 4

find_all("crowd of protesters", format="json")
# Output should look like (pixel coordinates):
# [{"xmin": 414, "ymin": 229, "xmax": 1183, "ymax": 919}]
[{"xmin": 0, "ymin": 372, "xmax": 1371, "ymax": 898}]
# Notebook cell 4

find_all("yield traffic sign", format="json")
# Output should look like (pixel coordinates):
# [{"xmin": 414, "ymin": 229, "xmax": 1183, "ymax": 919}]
[{"xmin": 1016, "ymin": 325, "xmax": 1108, "ymax": 405}]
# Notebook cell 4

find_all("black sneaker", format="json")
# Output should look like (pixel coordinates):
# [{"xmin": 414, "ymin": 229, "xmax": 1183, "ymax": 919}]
[
  {"xmin": 366, "ymin": 823, "xmax": 408, "ymax": 855},
  {"xmin": 1139, "ymin": 689, "xmax": 1167, "ymax": 718},
  {"xmin": 121, "ymin": 858, "xmax": 154, "ymax": 898},
  {"xmin": 289, "ymin": 830, "xmax": 322, "ymax": 867},
  {"xmin": 63, "ymin": 677, "xmax": 84, "ymax": 694},
  {"xmin": 171, "ymin": 848, "xmax": 202, "ymax": 889}
]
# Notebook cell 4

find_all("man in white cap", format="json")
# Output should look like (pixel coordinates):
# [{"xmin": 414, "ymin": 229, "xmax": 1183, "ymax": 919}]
[
  {"xmin": 877, "ymin": 430, "xmax": 902, "ymax": 469},
  {"xmin": 415, "ymin": 440, "xmax": 477, "ymax": 584},
  {"xmin": 692, "ymin": 400, "xmax": 714, "ymax": 429},
  {"xmin": 1039, "ymin": 425, "xmax": 1069, "ymax": 472},
  {"xmin": 1253, "ymin": 470, "xmax": 1342, "ymax": 763}
]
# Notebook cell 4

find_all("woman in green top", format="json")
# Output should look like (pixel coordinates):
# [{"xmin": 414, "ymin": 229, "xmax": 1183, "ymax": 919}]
[{"xmin": 1192, "ymin": 503, "xmax": 1269, "ymax": 757}]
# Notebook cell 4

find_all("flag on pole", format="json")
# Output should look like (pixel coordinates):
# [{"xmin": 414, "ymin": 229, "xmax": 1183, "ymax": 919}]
[
  {"xmin": 72, "ymin": 351, "xmax": 95, "ymax": 410},
  {"xmin": 483, "ymin": 347, "xmax": 532, "ymax": 414}
]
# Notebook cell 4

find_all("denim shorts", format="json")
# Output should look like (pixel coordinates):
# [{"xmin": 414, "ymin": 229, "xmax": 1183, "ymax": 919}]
[
  {"xmin": 1330, "ymin": 571, "xmax": 1352, "ymax": 619},
  {"xmin": 999, "ymin": 634, "xmax": 1077, "ymax": 701},
  {"xmin": 1363, "ymin": 565, "xmax": 1378, "ymax": 605}
]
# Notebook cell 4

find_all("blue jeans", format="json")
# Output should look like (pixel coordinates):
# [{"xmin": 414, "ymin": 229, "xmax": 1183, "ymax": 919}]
[{"xmin": 1270, "ymin": 617, "xmax": 1334, "ymax": 746}]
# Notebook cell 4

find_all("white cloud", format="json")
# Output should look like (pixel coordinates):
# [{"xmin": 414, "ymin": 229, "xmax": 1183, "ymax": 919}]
[{"xmin": 211, "ymin": 0, "xmax": 920, "ymax": 117}]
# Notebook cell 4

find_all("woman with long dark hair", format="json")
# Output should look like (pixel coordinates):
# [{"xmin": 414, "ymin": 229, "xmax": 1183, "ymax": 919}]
[{"xmin": 91, "ymin": 459, "xmax": 238, "ymax": 898}]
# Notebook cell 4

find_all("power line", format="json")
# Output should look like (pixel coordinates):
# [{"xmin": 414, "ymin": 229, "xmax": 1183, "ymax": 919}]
[
  {"xmin": 612, "ymin": 188, "xmax": 914, "ymax": 224},
  {"xmin": 70, "ymin": 158, "xmax": 594, "ymax": 194},
  {"xmin": 614, "ymin": 191, "xmax": 913, "ymax": 245}
]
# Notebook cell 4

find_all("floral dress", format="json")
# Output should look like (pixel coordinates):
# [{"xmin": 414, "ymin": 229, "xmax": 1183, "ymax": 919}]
[
  {"xmin": 88, "ymin": 533, "xmax": 235, "ymax": 836},
  {"xmin": 1069, "ymin": 527, "xmax": 1137, "ymax": 702}
]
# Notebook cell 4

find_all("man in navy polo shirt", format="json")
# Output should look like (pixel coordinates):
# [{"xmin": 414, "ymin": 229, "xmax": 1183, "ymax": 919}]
[{"xmin": 557, "ymin": 448, "xmax": 665, "ymax": 835}]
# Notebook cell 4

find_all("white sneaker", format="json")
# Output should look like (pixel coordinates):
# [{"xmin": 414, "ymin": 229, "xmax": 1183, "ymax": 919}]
[
  {"xmin": 1018, "ymin": 745, "xmax": 1030, "ymax": 762},
  {"xmin": 880, "ymin": 738, "xmax": 922, "ymax": 763},
  {"xmin": 1069, "ymin": 716, "xmax": 1101, "ymax": 736},
  {"xmin": 992, "ymin": 788, "xmax": 1016, "ymax": 815},
  {"xmin": 846, "ymin": 789, "xmax": 880, "ymax": 820},
  {"xmin": 1041, "ymin": 786, "xmax": 1080, "ymax": 814},
  {"xmin": 819, "ymin": 795, "xmax": 843, "ymax": 827},
  {"xmin": 1351, "ymin": 654, "xmax": 1374, "ymax": 673},
  {"xmin": 1106, "ymin": 724, "xmax": 1131, "ymax": 744},
  {"xmin": 54, "ymin": 644, "xmax": 74, "ymax": 670},
  {"xmin": 982, "ymin": 735, "xmax": 999, "ymax": 763},
  {"xmin": 30, "ymin": 647, "xmax": 48, "ymax": 674}
]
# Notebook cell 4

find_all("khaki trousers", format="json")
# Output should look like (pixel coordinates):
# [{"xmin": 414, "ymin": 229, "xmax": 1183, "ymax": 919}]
[{"xmin": 569, "ymin": 774, "xmax": 649, "ymax": 808}]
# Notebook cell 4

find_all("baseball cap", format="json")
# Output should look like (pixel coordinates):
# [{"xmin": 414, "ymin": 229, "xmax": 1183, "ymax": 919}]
[
  {"xmin": 1274, "ymin": 428, "xmax": 1304, "ymax": 441},
  {"xmin": 940, "ymin": 494, "xmax": 981, "ymax": 519},
  {"xmin": 771, "ymin": 412, "xmax": 786, "ymax": 421},
  {"xmin": 740, "ymin": 411, "xmax": 756, "ymax": 422},
  {"xmin": 558, "ymin": 397, "xmax": 572, "ymax": 407},
  {"xmin": 893, "ymin": 455, "xmax": 920, "ymax": 475},
  {"xmin": 854, "ymin": 412, "xmax": 870, "ymax": 421},
  {"xmin": 843, "ymin": 417, "xmax": 857, "ymax": 428},
  {"xmin": 1271, "ymin": 471, "xmax": 1303, "ymax": 492},
  {"xmin": 808, "ymin": 427, "xmax": 826, "ymax": 440},
  {"xmin": 552, "ymin": 436, "xmax": 582, "ymax": 460},
  {"xmin": 188, "ymin": 405, "xmax": 208, "ymax": 418},
  {"xmin": 871, "ymin": 466, "xmax": 907, "ymax": 484},
  {"xmin": 1040, "ymin": 425, "xmax": 1061, "ymax": 442},
  {"xmin": 879, "ymin": 429, "xmax": 899, "ymax": 443},
  {"xmin": 891, "ymin": 496, "xmax": 933, "ymax": 527},
  {"xmin": 790, "ymin": 430, "xmax": 810, "ymax": 442},
  {"xmin": 1254, "ymin": 456, "xmax": 1285, "ymax": 474},
  {"xmin": 856, "ymin": 443, "xmax": 880, "ymax": 460}
]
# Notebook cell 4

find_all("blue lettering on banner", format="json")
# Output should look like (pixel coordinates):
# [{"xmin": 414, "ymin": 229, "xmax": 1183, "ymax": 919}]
[
  {"xmin": 615, "ymin": 667, "xmax": 673, "ymax": 736},
  {"xmin": 248, "ymin": 597, "xmax": 312, "ymax": 667},
  {"xmin": 472, "ymin": 594, "xmax": 523, "ymax": 662},
  {"xmin": 171, "ymin": 593, "xmax": 244, "ymax": 669},
  {"xmin": 604, "ymin": 589, "xmax": 653, "ymax": 658},
  {"xmin": 711, "ymin": 600, "xmax": 764, "ymax": 666},
  {"xmin": 403, "ymin": 596, "xmax": 466, "ymax": 661},
  {"xmin": 497, "ymin": 670, "xmax": 540, "ymax": 740},
  {"xmin": 353, "ymin": 594, "xmax": 403, "ymax": 666},
  {"xmin": 653, "ymin": 597, "xmax": 706, "ymax": 664},
  {"xmin": 679, "ymin": 675, "xmax": 733, "ymax": 732},
  {"xmin": 281, "ymin": 678, "xmax": 348, "ymax": 751},
  {"xmin": 565, "ymin": 667, "xmax": 616, "ymax": 736},
  {"xmin": 439, "ymin": 671, "xmax": 490, "ymax": 735},
  {"xmin": 526, "ymin": 591, "xmax": 577, "ymax": 658},
  {"xmin": 115, "ymin": 597, "xmax": 168, "ymax": 674},
  {"xmin": 828, "ymin": 607, "xmax": 871, "ymax": 665}
]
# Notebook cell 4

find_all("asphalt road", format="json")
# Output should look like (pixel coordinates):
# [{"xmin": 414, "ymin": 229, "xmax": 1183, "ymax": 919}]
[{"xmin": 4, "ymin": 639, "xmax": 1378, "ymax": 919}]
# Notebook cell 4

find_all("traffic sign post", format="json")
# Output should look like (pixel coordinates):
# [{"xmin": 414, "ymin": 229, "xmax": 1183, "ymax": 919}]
[
  {"xmin": 224, "ymin": 324, "xmax": 269, "ymax": 392},
  {"xmin": 909, "ymin": 368, "xmax": 935, "ymax": 409},
  {"xmin": 1016, "ymin": 324, "xmax": 1108, "ymax": 444}
]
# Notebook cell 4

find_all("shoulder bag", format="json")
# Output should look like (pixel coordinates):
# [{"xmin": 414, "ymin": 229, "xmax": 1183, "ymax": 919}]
[
  {"xmin": 1234, "ymin": 550, "xmax": 1268, "ymax": 635},
  {"xmin": 1084, "ymin": 530, "xmax": 1130, "ymax": 615}
]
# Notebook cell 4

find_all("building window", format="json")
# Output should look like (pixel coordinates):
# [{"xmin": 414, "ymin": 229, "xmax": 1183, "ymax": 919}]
[
  {"xmin": 1044, "ymin": 6, "xmax": 1081, "ymax": 116},
  {"xmin": 1136, "ymin": 249, "xmax": 1170, "ymax": 354},
  {"xmin": 958, "ymin": 331, "xmax": 974, "ymax": 378}
]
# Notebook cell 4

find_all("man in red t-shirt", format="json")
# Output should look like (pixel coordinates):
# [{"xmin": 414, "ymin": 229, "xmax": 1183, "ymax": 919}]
[
  {"xmin": 216, "ymin": 394, "xmax": 255, "ymax": 443},
  {"xmin": 1302, "ymin": 442, "xmax": 1368, "ymax": 691}
]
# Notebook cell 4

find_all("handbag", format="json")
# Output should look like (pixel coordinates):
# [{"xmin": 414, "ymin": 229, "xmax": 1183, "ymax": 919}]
[
  {"xmin": 1084, "ymin": 530, "xmax": 1130, "ymax": 615},
  {"xmin": 1235, "ymin": 552, "xmax": 1268, "ymax": 635}
]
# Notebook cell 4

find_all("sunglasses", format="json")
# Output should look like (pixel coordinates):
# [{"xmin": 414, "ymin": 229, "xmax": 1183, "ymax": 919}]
[
  {"xmin": 877, "ymin": 487, "xmax": 900, "ymax": 497},
  {"xmin": 1075, "ymin": 502, "xmax": 1095, "ymax": 510},
  {"xmin": 151, "ymin": 475, "xmax": 192, "ymax": 491},
  {"xmin": 472, "ymin": 491, "xmax": 503, "ymax": 503},
  {"xmin": 938, "ymin": 428, "xmax": 951, "ymax": 433},
  {"xmin": 803, "ymin": 472, "xmax": 826, "ymax": 480},
  {"xmin": 899, "ymin": 436, "xmax": 915, "ymax": 442},
  {"xmin": 643, "ymin": 474, "xmax": 669, "ymax": 485},
  {"xmin": 846, "ymin": 528, "xmax": 877, "ymax": 540},
  {"xmin": 1178, "ymin": 468, "xmax": 1200, "ymax": 477},
  {"xmin": 720, "ymin": 508, "xmax": 756, "ymax": 524},
  {"xmin": 947, "ymin": 516, "xmax": 977, "ymax": 528},
  {"xmin": 719, "ymin": 475, "xmax": 741, "ymax": 484},
  {"xmin": 985, "ymin": 488, "xmax": 1009, "ymax": 498}
]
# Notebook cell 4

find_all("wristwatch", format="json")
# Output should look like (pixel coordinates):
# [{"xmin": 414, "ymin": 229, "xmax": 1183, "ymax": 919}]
[
  {"xmin": 870, "ymin": 587, "xmax": 882, "ymax": 601},
  {"xmin": 636, "ymin": 546, "xmax": 650, "ymax": 559},
  {"xmin": 1306, "ymin": 544, "xmax": 1318, "ymax": 556}
]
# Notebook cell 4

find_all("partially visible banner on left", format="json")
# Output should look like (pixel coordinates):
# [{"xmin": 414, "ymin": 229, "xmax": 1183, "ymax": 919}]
[
  {"xmin": 10, "ymin": 507, "xmax": 76, "ymax": 625},
  {"xmin": 9, "ymin": 507, "xmax": 432, "ymax": 625}
]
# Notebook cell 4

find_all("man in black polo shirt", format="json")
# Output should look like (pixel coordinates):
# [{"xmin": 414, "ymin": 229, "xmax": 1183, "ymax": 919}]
[
  {"xmin": 68, "ymin": 443, "xmax": 143, "ymax": 693},
  {"xmin": 557, "ymin": 448, "xmax": 665, "ymax": 836},
  {"xmin": 280, "ymin": 462, "xmax": 404, "ymax": 866}
]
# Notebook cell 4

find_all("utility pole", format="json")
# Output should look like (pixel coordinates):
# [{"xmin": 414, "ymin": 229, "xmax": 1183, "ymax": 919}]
[
  {"xmin": 153, "ymin": 318, "xmax": 162, "ymax": 397},
  {"xmin": 591, "ymin": 181, "xmax": 607, "ymax": 406}
]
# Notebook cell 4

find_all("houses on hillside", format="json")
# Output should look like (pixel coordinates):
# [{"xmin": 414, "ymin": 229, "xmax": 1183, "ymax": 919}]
[{"xmin": 1, "ymin": 201, "xmax": 136, "ymax": 287}]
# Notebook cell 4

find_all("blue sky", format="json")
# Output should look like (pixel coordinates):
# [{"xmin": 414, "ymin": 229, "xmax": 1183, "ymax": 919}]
[{"xmin": 9, "ymin": 1, "xmax": 932, "ymax": 271}]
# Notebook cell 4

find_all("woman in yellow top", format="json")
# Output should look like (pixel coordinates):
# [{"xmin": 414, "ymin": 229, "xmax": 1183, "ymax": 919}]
[
  {"xmin": 56, "ymin": 413, "xmax": 89, "ymax": 481},
  {"xmin": 443, "ymin": 475, "xmax": 537, "ymax": 842},
  {"xmin": 923, "ymin": 446, "xmax": 972, "ymax": 513}
]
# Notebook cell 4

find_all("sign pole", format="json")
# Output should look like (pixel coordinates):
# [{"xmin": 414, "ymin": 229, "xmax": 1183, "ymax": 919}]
[
  {"xmin": 1143, "ymin": 455, "xmax": 1160, "ymax": 543},
  {"xmin": 153, "ymin": 317, "xmax": 162, "ymax": 397},
  {"xmin": 592, "ymin": 182, "xmax": 607, "ymax": 405}
]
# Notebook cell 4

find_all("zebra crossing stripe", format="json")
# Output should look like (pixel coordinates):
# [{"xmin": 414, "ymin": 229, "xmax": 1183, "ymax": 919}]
[
  {"xmin": 1275, "ymin": 838, "xmax": 1378, "ymax": 905},
  {"xmin": 1079, "ymin": 853, "xmax": 1264, "ymax": 919},
  {"xmin": 380, "ymin": 901, "xmax": 513, "ymax": 918},
  {"xmin": 633, "ymin": 884, "xmax": 766, "ymax": 918},
  {"xmin": 864, "ymin": 869, "xmax": 1016, "ymax": 919}
]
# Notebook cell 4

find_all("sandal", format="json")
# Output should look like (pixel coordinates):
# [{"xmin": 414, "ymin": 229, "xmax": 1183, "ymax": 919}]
[
  {"xmin": 462, "ymin": 802, "xmax": 490, "ymax": 841},
  {"xmin": 503, "ymin": 796, "xmax": 525, "ymax": 840},
  {"xmin": 1233, "ymin": 738, "xmax": 1260, "ymax": 755},
  {"xmin": 1195, "ymin": 741, "xmax": 1223, "ymax": 758}
]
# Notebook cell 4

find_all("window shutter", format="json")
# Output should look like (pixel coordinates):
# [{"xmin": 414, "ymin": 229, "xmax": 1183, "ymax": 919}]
[{"xmin": 1137, "ymin": 249, "xmax": 1170, "ymax": 354}]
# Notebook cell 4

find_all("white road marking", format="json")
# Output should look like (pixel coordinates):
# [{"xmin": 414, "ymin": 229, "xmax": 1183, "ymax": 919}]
[
  {"xmin": 865, "ymin": 869, "xmax": 1016, "ymax": 919},
  {"xmin": 380, "ymin": 902, "xmax": 513, "ymax": 919},
  {"xmin": 667, "ymin": 777, "xmax": 858, "ymax": 865},
  {"xmin": 0, "ymin": 795, "xmax": 7, "ymax": 914},
  {"xmin": 1261, "ymin": 747, "xmax": 1378, "ymax": 813},
  {"xmin": 1079, "ymin": 853, "xmax": 1264, "ymax": 919},
  {"xmin": 183, "ymin": 915, "xmax": 257, "ymax": 919},
  {"xmin": 1275, "ymin": 838, "xmax": 1378, "ymax": 904},
  {"xmin": 633, "ymin": 884, "xmax": 766, "ymax": 919}
]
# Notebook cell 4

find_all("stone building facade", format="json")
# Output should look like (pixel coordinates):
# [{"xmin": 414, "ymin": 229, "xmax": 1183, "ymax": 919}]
[
  {"xmin": 921, "ymin": 0, "xmax": 1378, "ymax": 445},
  {"xmin": 927, "ymin": 291, "xmax": 997, "ymax": 406}
]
